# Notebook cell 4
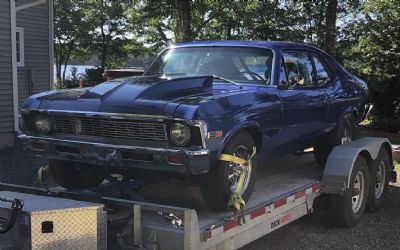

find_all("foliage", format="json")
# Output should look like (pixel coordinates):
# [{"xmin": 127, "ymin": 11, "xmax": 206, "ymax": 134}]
[
  {"xmin": 343, "ymin": 0, "xmax": 400, "ymax": 132},
  {"xmin": 84, "ymin": 68, "xmax": 105, "ymax": 86},
  {"xmin": 54, "ymin": 0, "xmax": 88, "ymax": 84},
  {"xmin": 80, "ymin": 0, "xmax": 139, "ymax": 70},
  {"xmin": 366, "ymin": 78, "xmax": 400, "ymax": 133}
]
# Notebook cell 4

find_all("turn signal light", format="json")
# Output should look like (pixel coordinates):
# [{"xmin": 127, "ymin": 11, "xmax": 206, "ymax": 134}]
[{"xmin": 167, "ymin": 156, "xmax": 184, "ymax": 165}]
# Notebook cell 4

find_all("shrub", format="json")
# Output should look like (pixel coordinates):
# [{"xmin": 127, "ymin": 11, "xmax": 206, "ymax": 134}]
[
  {"xmin": 84, "ymin": 68, "xmax": 104, "ymax": 86},
  {"xmin": 367, "ymin": 78, "xmax": 400, "ymax": 133}
]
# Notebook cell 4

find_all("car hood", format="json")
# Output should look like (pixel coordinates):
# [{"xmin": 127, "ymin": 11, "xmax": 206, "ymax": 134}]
[{"xmin": 30, "ymin": 75, "xmax": 239, "ymax": 117}]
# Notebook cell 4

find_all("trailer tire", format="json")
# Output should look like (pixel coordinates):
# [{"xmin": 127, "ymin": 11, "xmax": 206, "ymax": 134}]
[
  {"xmin": 49, "ymin": 160, "xmax": 108, "ymax": 189},
  {"xmin": 200, "ymin": 132, "xmax": 258, "ymax": 211},
  {"xmin": 367, "ymin": 147, "xmax": 391, "ymax": 212},
  {"xmin": 314, "ymin": 115, "xmax": 356, "ymax": 167},
  {"xmin": 330, "ymin": 155, "xmax": 369, "ymax": 227}
]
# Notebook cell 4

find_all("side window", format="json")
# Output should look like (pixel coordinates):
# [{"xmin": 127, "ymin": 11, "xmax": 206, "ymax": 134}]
[
  {"xmin": 282, "ymin": 51, "xmax": 315, "ymax": 88},
  {"xmin": 16, "ymin": 27, "xmax": 25, "ymax": 67},
  {"xmin": 313, "ymin": 56, "xmax": 331, "ymax": 86}
]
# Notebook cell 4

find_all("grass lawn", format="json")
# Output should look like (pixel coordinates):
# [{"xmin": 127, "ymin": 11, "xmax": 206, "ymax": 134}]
[{"xmin": 357, "ymin": 127, "xmax": 400, "ymax": 145}]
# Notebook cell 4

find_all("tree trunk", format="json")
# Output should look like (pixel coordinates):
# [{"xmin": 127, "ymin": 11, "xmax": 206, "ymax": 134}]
[
  {"xmin": 54, "ymin": 44, "xmax": 60, "ymax": 83},
  {"xmin": 62, "ymin": 57, "xmax": 69, "ymax": 84},
  {"xmin": 175, "ymin": 0, "xmax": 192, "ymax": 42},
  {"xmin": 324, "ymin": 0, "xmax": 338, "ymax": 56}
]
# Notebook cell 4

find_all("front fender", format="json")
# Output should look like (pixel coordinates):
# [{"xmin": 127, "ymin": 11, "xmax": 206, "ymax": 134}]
[{"xmin": 217, "ymin": 122, "xmax": 262, "ymax": 157}]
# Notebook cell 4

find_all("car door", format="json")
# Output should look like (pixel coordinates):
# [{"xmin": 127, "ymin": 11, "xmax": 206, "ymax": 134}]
[{"xmin": 277, "ymin": 51, "xmax": 329, "ymax": 154}]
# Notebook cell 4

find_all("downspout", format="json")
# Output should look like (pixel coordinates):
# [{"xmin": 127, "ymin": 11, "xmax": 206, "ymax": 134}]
[
  {"xmin": 49, "ymin": 0, "xmax": 54, "ymax": 89},
  {"xmin": 10, "ymin": 0, "xmax": 19, "ymax": 132}
]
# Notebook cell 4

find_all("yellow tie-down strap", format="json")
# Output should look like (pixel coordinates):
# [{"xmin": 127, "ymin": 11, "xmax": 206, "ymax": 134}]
[
  {"xmin": 219, "ymin": 154, "xmax": 247, "ymax": 166},
  {"xmin": 218, "ymin": 154, "xmax": 248, "ymax": 213}
]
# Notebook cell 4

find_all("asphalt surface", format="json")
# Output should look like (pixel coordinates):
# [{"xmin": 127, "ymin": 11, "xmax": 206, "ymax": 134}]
[
  {"xmin": 0, "ymin": 143, "xmax": 399, "ymax": 249},
  {"xmin": 0, "ymin": 142, "xmax": 47, "ymax": 186}
]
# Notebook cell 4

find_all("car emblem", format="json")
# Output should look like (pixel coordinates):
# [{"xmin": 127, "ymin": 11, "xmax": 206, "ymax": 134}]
[{"xmin": 75, "ymin": 118, "xmax": 82, "ymax": 134}]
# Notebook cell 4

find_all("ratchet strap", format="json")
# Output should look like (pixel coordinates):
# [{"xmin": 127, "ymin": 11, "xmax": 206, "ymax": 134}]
[
  {"xmin": 219, "ymin": 154, "xmax": 247, "ymax": 166},
  {"xmin": 0, "ymin": 196, "xmax": 24, "ymax": 234},
  {"xmin": 219, "ymin": 153, "xmax": 249, "ymax": 225},
  {"xmin": 36, "ymin": 165, "xmax": 51, "ymax": 186}
]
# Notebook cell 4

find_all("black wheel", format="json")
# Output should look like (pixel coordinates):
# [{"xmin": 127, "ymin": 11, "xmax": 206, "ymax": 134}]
[
  {"xmin": 200, "ymin": 132, "xmax": 258, "ymax": 210},
  {"xmin": 49, "ymin": 160, "xmax": 109, "ymax": 189},
  {"xmin": 367, "ymin": 147, "xmax": 391, "ymax": 212},
  {"xmin": 330, "ymin": 155, "xmax": 370, "ymax": 227},
  {"xmin": 314, "ymin": 114, "xmax": 356, "ymax": 167}
]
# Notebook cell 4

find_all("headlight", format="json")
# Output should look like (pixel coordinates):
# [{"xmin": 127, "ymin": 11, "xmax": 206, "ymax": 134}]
[
  {"xmin": 170, "ymin": 122, "xmax": 191, "ymax": 146},
  {"xmin": 35, "ymin": 115, "xmax": 52, "ymax": 134}
]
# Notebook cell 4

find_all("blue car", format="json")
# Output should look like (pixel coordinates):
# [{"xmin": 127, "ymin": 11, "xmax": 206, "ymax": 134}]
[{"xmin": 19, "ymin": 41, "xmax": 369, "ymax": 210}]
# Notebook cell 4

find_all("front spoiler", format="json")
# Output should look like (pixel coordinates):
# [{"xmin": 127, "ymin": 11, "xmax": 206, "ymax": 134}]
[{"xmin": 18, "ymin": 134, "xmax": 211, "ymax": 175}]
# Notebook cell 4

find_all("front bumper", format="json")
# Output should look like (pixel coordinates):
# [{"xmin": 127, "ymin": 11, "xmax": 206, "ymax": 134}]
[{"xmin": 18, "ymin": 134, "xmax": 211, "ymax": 175}]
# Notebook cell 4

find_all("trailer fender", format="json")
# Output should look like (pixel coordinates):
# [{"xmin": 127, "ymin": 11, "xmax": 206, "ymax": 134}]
[{"xmin": 320, "ymin": 137, "xmax": 391, "ymax": 194}]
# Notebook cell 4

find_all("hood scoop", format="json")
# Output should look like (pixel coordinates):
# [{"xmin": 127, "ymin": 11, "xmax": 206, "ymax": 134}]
[{"xmin": 135, "ymin": 75, "xmax": 213, "ymax": 99}]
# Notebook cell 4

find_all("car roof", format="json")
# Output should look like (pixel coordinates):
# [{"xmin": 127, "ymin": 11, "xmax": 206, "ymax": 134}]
[{"xmin": 173, "ymin": 40, "xmax": 321, "ymax": 51}]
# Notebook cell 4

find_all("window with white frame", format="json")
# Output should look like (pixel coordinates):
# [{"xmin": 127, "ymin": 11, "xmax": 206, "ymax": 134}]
[{"xmin": 16, "ymin": 27, "xmax": 25, "ymax": 67}]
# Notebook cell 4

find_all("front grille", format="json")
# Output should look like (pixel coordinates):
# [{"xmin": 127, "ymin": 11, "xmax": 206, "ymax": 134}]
[{"xmin": 52, "ymin": 116, "xmax": 168, "ymax": 141}]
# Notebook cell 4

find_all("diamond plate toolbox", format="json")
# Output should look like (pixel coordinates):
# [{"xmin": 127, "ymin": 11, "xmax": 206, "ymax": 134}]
[{"xmin": 0, "ymin": 191, "xmax": 106, "ymax": 250}]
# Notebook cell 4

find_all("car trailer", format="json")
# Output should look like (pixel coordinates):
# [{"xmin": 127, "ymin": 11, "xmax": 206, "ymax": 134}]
[{"xmin": 0, "ymin": 137, "xmax": 396, "ymax": 250}]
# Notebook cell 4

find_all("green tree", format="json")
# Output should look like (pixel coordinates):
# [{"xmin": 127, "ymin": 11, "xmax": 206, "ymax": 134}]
[
  {"xmin": 354, "ymin": 0, "xmax": 400, "ymax": 132},
  {"xmin": 54, "ymin": 0, "xmax": 87, "ymax": 84},
  {"xmin": 81, "ymin": 0, "xmax": 133, "ymax": 70}
]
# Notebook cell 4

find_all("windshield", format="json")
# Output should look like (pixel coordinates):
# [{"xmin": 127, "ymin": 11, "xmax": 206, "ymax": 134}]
[{"xmin": 145, "ymin": 46, "xmax": 274, "ymax": 84}]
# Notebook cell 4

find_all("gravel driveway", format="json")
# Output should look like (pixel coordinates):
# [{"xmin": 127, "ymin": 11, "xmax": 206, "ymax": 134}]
[
  {"xmin": 243, "ymin": 183, "xmax": 400, "ymax": 250},
  {"xmin": 1, "ymin": 143, "xmax": 399, "ymax": 249}
]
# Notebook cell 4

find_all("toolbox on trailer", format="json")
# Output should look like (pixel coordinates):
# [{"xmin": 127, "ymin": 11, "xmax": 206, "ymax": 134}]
[
  {"xmin": 0, "ymin": 192, "xmax": 106, "ymax": 250},
  {"xmin": 0, "ymin": 137, "xmax": 396, "ymax": 250}
]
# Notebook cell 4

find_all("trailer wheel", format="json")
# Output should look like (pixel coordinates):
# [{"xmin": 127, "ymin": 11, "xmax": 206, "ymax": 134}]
[
  {"xmin": 330, "ymin": 155, "xmax": 369, "ymax": 227},
  {"xmin": 314, "ymin": 115, "xmax": 356, "ymax": 167},
  {"xmin": 367, "ymin": 147, "xmax": 391, "ymax": 212},
  {"xmin": 49, "ymin": 160, "xmax": 108, "ymax": 189},
  {"xmin": 200, "ymin": 132, "xmax": 258, "ymax": 210}
]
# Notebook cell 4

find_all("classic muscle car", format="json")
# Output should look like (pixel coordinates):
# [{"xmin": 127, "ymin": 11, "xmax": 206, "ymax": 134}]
[{"xmin": 19, "ymin": 41, "xmax": 369, "ymax": 210}]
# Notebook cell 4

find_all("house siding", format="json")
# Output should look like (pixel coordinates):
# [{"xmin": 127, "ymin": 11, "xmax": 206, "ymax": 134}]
[
  {"xmin": 16, "ymin": 0, "xmax": 51, "ymax": 107},
  {"xmin": 0, "ymin": 0, "xmax": 15, "ymax": 147}
]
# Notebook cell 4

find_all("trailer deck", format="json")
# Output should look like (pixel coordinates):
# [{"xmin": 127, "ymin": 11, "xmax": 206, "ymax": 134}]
[{"xmin": 138, "ymin": 153, "xmax": 322, "ymax": 231}]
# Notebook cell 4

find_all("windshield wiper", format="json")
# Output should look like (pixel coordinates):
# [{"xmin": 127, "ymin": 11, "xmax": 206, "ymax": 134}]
[{"xmin": 212, "ymin": 75, "xmax": 242, "ymax": 88}]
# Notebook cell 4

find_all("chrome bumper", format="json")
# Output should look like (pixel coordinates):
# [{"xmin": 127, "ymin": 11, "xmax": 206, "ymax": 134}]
[{"xmin": 18, "ymin": 134, "xmax": 211, "ymax": 175}]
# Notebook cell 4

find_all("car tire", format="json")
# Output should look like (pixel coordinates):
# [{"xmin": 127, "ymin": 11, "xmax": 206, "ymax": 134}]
[
  {"xmin": 314, "ymin": 114, "xmax": 356, "ymax": 167},
  {"xmin": 330, "ymin": 155, "xmax": 369, "ymax": 227},
  {"xmin": 49, "ymin": 160, "xmax": 109, "ymax": 189},
  {"xmin": 367, "ymin": 147, "xmax": 391, "ymax": 212},
  {"xmin": 200, "ymin": 132, "xmax": 258, "ymax": 211}
]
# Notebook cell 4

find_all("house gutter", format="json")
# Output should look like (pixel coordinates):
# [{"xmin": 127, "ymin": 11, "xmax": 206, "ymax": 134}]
[
  {"xmin": 16, "ymin": 0, "xmax": 47, "ymax": 11},
  {"xmin": 10, "ymin": 0, "xmax": 19, "ymax": 132}
]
